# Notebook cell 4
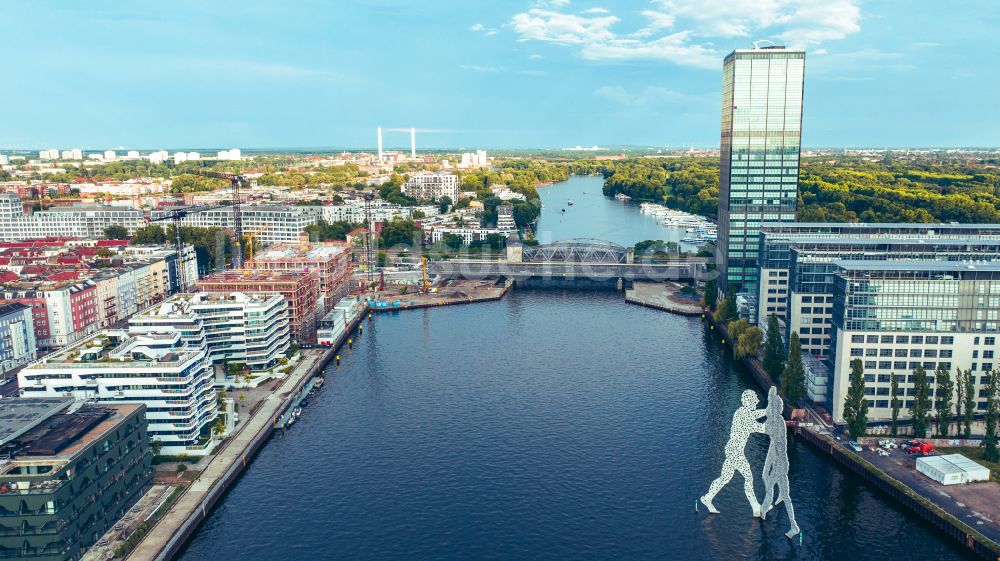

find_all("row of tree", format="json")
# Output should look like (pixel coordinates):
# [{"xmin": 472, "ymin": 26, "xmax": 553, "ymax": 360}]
[{"xmin": 842, "ymin": 360, "xmax": 1000, "ymax": 462}]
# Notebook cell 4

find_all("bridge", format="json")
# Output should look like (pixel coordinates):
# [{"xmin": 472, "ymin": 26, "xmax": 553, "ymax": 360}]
[{"xmin": 427, "ymin": 238, "xmax": 708, "ymax": 283}]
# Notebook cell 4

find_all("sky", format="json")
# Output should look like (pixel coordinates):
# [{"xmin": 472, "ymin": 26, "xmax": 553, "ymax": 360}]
[{"xmin": 2, "ymin": 0, "xmax": 999, "ymax": 150}]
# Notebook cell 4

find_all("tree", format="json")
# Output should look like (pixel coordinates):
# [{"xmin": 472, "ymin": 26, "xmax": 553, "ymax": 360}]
[
  {"xmin": 781, "ymin": 332, "xmax": 806, "ymax": 406},
  {"xmin": 762, "ymin": 314, "xmax": 786, "ymax": 381},
  {"xmin": 843, "ymin": 359, "xmax": 868, "ymax": 438},
  {"xmin": 442, "ymin": 233, "xmax": 464, "ymax": 250},
  {"xmin": 438, "ymin": 196, "xmax": 452, "ymax": 214},
  {"xmin": 963, "ymin": 369, "xmax": 976, "ymax": 438},
  {"xmin": 934, "ymin": 365, "xmax": 954, "ymax": 438},
  {"xmin": 701, "ymin": 277, "xmax": 718, "ymax": 309},
  {"xmin": 984, "ymin": 370, "xmax": 999, "ymax": 463},
  {"xmin": 379, "ymin": 218, "xmax": 422, "ymax": 247},
  {"xmin": 955, "ymin": 369, "xmax": 966, "ymax": 436},
  {"xmin": 131, "ymin": 224, "xmax": 168, "ymax": 245},
  {"xmin": 890, "ymin": 373, "xmax": 901, "ymax": 436},
  {"xmin": 911, "ymin": 365, "xmax": 932, "ymax": 438},
  {"xmin": 103, "ymin": 224, "xmax": 129, "ymax": 239},
  {"xmin": 713, "ymin": 293, "xmax": 736, "ymax": 323},
  {"xmin": 727, "ymin": 319, "xmax": 760, "ymax": 360}
]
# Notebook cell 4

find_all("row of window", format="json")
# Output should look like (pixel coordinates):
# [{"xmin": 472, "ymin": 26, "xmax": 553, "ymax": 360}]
[
  {"xmin": 849, "ymin": 334, "xmax": 955, "ymax": 345},
  {"xmin": 850, "ymin": 347, "xmax": 957, "ymax": 358}
]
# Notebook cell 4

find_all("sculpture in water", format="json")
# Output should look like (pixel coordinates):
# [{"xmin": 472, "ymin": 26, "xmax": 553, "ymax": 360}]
[{"xmin": 699, "ymin": 387, "xmax": 800, "ymax": 539}]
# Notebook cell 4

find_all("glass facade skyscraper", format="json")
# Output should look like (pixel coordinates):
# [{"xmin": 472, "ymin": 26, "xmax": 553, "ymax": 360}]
[{"xmin": 717, "ymin": 46, "xmax": 805, "ymax": 297}]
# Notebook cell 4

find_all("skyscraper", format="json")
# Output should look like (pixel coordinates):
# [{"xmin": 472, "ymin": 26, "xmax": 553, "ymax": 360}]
[{"xmin": 717, "ymin": 45, "xmax": 805, "ymax": 299}]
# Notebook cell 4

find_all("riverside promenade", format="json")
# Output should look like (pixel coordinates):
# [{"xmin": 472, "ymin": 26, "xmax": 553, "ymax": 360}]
[{"xmin": 126, "ymin": 348, "xmax": 332, "ymax": 561}]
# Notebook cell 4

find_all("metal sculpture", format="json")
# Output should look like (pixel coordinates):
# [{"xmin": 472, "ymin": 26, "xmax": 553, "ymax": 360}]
[
  {"xmin": 699, "ymin": 387, "xmax": 800, "ymax": 539},
  {"xmin": 760, "ymin": 386, "xmax": 799, "ymax": 538}
]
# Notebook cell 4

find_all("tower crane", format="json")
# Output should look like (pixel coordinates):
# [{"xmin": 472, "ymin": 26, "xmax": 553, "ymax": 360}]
[{"xmin": 242, "ymin": 225, "xmax": 270, "ymax": 272}]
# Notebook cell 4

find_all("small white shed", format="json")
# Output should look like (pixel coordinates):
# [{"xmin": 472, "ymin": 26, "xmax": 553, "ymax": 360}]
[{"xmin": 916, "ymin": 454, "xmax": 991, "ymax": 485}]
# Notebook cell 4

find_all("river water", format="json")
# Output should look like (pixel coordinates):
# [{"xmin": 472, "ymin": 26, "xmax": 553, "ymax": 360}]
[{"xmin": 178, "ymin": 177, "xmax": 974, "ymax": 561}]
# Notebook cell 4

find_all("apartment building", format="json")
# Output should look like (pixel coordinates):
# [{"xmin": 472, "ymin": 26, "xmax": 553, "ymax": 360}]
[
  {"xmin": 197, "ymin": 270, "xmax": 320, "ymax": 343},
  {"xmin": 401, "ymin": 172, "xmax": 459, "ymax": 201},
  {"xmin": 150, "ymin": 204, "xmax": 319, "ymax": 245},
  {"xmin": 828, "ymin": 261, "xmax": 1000, "ymax": 423},
  {"xmin": 129, "ymin": 292, "xmax": 290, "ymax": 371},
  {"xmin": 252, "ymin": 235, "xmax": 353, "ymax": 313},
  {"xmin": 19, "ymin": 330, "xmax": 218, "ymax": 455},
  {"xmin": 0, "ymin": 302, "xmax": 36, "ymax": 376},
  {"xmin": 0, "ymin": 193, "xmax": 145, "ymax": 241},
  {"xmin": 0, "ymin": 398, "xmax": 153, "ymax": 560},
  {"xmin": 320, "ymin": 199, "xmax": 438, "ymax": 224}
]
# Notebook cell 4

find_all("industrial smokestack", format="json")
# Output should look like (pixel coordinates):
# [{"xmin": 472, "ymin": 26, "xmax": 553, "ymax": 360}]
[
  {"xmin": 377, "ymin": 126, "xmax": 383, "ymax": 162},
  {"xmin": 410, "ymin": 128, "xmax": 416, "ymax": 158}
]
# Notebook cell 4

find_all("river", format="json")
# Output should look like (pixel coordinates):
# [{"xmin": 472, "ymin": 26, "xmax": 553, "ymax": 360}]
[{"xmin": 177, "ymin": 177, "xmax": 974, "ymax": 561}]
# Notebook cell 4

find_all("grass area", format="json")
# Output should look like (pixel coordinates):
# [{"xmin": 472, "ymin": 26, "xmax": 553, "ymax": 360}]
[{"xmin": 937, "ymin": 446, "xmax": 1000, "ymax": 482}]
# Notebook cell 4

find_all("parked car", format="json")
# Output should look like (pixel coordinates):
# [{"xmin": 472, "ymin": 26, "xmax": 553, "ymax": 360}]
[{"xmin": 848, "ymin": 441, "xmax": 863, "ymax": 452}]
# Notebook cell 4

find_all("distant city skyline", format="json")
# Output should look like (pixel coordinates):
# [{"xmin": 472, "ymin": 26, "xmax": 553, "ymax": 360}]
[{"xmin": 2, "ymin": 1, "xmax": 998, "ymax": 149}]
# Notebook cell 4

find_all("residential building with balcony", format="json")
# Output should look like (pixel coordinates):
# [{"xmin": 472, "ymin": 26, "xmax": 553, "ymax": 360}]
[
  {"xmin": 401, "ymin": 172, "xmax": 458, "ymax": 201},
  {"xmin": 18, "ymin": 331, "xmax": 218, "ymax": 456},
  {"xmin": 150, "ymin": 204, "xmax": 319, "ymax": 245},
  {"xmin": 0, "ymin": 193, "xmax": 144, "ymax": 242},
  {"xmin": 196, "ymin": 270, "xmax": 320, "ymax": 343},
  {"xmin": 129, "ymin": 292, "xmax": 290, "ymax": 372},
  {"xmin": 0, "ymin": 302, "xmax": 36, "ymax": 377},
  {"xmin": 251, "ymin": 234, "xmax": 353, "ymax": 313}
]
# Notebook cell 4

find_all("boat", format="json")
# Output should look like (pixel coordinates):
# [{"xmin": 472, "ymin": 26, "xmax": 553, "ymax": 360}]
[
  {"xmin": 314, "ymin": 377, "xmax": 325, "ymax": 388},
  {"xmin": 561, "ymin": 208, "xmax": 566, "ymax": 213},
  {"xmin": 567, "ymin": 200, "xmax": 574, "ymax": 206},
  {"xmin": 681, "ymin": 236, "xmax": 707, "ymax": 244},
  {"xmin": 615, "ymin": 193, "xmax": 632, "ymax": 201}
]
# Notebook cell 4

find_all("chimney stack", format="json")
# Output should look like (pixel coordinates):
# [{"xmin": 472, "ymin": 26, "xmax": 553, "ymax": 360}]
[
  {"xmin": 377, "ymin": 126, "xmax": 383, "ymax": 163},
  {"xmin": 410, "ymin": 127, "xmax": 416, "ymax": 158}
]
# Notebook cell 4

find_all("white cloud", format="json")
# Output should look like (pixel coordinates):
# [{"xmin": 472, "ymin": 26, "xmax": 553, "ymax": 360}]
[
  {"xmin": 509, "ymin": 0, "xmax": 861, "ymax": 67},
  {"xmin": 528, "ymin": 54, "xmax": 545, "ymax": 60},
  {"xmin": 460, "ymin": 64, "xmax": 504, "ymax": 73},
  {"xmin": 595, "ymin": 85, "xmax": 702, "ymax": 106},
  {"xmin": 511, "ymin": 9, "xmax": 618, "ymax": 45},
  {"xmin": 912, "ymin": 41, "xmax": 941, "ymax": 48},
  {"xmin": 470, "ymin": 23, "xmax": 485, "ymax": 32}
]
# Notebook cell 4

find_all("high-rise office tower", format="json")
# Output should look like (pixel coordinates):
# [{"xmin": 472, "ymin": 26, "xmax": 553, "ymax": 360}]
[{"xmin": 717, "ymin": 45, "xmax": 805, "ymax": 298}]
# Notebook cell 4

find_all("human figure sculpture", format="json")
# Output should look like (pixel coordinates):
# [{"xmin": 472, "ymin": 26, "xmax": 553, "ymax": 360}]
[
  {"xmin": 700, "ymin": 390, "xmax": 767, "ymax": 516},
  {"xmin": 759, "ymin": 386, "xmax": 799, "ymax": 538}
]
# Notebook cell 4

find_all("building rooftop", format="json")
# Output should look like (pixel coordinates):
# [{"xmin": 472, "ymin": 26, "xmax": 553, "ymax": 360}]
[
  {"xmin": 786, "ymin": 237, "xmax": 1000, "ymax": 247},
  {"xmin": 255, "ymin": 241, "xmax": 350, "ymax": 261},
  {"xmin": 762, "ymin": 222, "xmax": 1000, "ymax": 232},
  {"xmin": 834, "ymin": 260, "xmax": 1000, "ymax": 272},
  {"xmin": 0, "ymin": 397, "xmax": 73, "ymax": 446},
  {"xmin": 199, "ymin": 270, "xmax": 310, "ymax": 283},
  {"xmin": 0, "ymin": 402, "xmax": 142, "ymax": 475},
  {"xmin": 27, "ymin": 330, "xmax": 200, "ymax": 369},
  {"xmin": 0, "ymin": 301, "xmax": 29, "ymax": 317}
]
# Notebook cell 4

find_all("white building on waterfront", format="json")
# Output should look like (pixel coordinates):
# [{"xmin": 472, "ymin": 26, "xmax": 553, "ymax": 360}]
[
  {"xmin": 18, "ymin": 330, "xmax": 218, "ymax": 455},
  {"xmin": 0, "ymin": 193, "xmax": 145, "ymax": 241},
  {"xmin": 320, "ymin": 199, "xmax": 439, "ymax": 224},
  {"xmin": 401, "ymin": 172, "xmax": 458, "ymax": 201},
  {"xmin": 129, "ymin": 292, "xmax": 290, "ymax": 371},
  {"xmin": 496, "ymin": 204, "xmax": 516, "ymax": 231}
]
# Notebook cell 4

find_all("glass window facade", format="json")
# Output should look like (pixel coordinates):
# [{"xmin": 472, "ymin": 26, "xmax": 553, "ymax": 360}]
[{"xmin": 718, "ymin": 47, "xmax": 804, "ymax": 296}]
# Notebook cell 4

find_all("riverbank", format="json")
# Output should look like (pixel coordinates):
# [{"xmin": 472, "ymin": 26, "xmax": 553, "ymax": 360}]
[
  {"xmin": 125, "ymin": 304, "xmax": 365, "ymax": 561},
  {"xmin": 705, "ymin": 313, "xmax": 1000, "ymax": 559}
]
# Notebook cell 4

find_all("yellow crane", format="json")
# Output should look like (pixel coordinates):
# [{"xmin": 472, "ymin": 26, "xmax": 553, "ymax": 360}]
[
  {"xmin": 242, "ymin": 225, "xmax": 270, "ymax": 272},
  {"xmin": 421, "ymin": 256, "xmax": 430, "ymax": 292}
]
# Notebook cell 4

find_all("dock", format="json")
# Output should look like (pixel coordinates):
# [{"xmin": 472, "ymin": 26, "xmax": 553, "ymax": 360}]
[
  {"xmin": 368, "ymin": 279, "xmax": 510, "ymax": 312},
  {"xmin": 625, "ymin": 281, "xmax": 703, "ymax": 315}
]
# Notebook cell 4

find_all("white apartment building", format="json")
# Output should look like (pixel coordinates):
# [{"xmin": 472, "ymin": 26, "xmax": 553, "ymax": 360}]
[
  {"xmin": 19, "ymin": 330, "xmax": 218, "ymax": 455},
  {"xmin": 320, "ymin": 199, "xmax": 439, "ymax": 224},
  {"xmin": 150, "ymin": 204, "xmax": 319, "ymax": 244},
  {"xmin": 0, "ymin": 155, "xmax": 9, "ymax": 166},
  {"xmin": 0, "ymin": 302, "xmax": 36, "ymax": 376},
  {"xmin": 129, "ymin": 292, "xmax": 290, "ymax": 372},
  {"xmin": 39, "ymin": 149, "xmax": 60, "ymax": 160},
  {"xmin": 496, "ymin": 204, "xmax": 516, "ymax": 231},
  {"xmin": 103, "ymin": 150, "xmax": 116, "ymax": 161},
  {"xmin": 217, "ymin": 148, "xmax": 241, "ymax": 161},
  {"xmin": 401, "ymin": 172, "xmax": 458, "ymax": 201},
  {"xmin": 428, "ymin": 226, "xmax": 506, "ymax": 245},
  {"xmin": 490, "ymin": 185, "xmax": 526, "ymax": 201},
  {"xmin": 0, "ymin": 193, "xmax": 145, "ymax": 241}
]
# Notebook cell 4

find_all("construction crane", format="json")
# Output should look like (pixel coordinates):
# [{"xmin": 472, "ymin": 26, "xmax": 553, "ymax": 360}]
[
  {"xmin": 149, "ymin": 204, "xmax": 230, "ymax": 290},
  {"xmin": 242, "ymin": 225, "xmax": 270, "ymax": 272},
  {"xmin": 421, "ymin": 256, "xmax": 430, "ymax": 292},
  {"xmin": 363, "ymin": 192, "xmax": 376, "ymax": 284},
  {"xmin": 176, "ymin": 169, "xmax": 255, "ymax": 269}
]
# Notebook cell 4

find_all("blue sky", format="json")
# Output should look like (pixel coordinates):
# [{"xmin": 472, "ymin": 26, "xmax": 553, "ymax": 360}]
[{"xmin": 2, "ymin": 0, "xmax": 998, "ymax": 149}]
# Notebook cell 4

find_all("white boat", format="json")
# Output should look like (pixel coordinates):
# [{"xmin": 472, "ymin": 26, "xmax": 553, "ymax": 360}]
[
  {"xmin": 567, "ymin": 200, "xmax": 574, "ymax": 206},
  {"xmin": 615, "ymin": 193, "xmax": 632, "ymax": 201}
]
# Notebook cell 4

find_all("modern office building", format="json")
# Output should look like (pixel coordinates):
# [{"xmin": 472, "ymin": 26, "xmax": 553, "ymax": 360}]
[
  {"xmin": 828, "ymin": 261, "xmax": 1000, "ymax": 423},
  {"xmin": 495, "ymin": 205, "xmax": 516, "ymax": 232},
  {"xmin": 401, "ymin": 172, "xmax": 459, "ymax": 201},
  {"xmin": 0, "ymin": 302, "xmax": 36, "ymax": 376},
  {"xmin": 0, "ymin": 398, "xmax": 153, "ymax": 561},
  {"xmin": 757, "ymin": 223, "xmax": 1000, "ymax": 355},
  {"xmin": 0, "ymin": 193, "xmax": 145, "ymax": 242},
  {"xmin": 717, "ymin": 45, "xmax": 805, "ymax": 298},
  {"xmin": 129, "ymin": 292, "xmax": 290, "ymax": 371},
  {"xmin": 19, "ymin": 330, "xmax": 218, "ymax": 455}
]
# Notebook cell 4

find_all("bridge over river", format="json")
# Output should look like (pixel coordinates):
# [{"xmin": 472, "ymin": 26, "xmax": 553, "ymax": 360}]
[{"xmin": 427, "ymin": 238, "xmax": 708, "ymax": 283}]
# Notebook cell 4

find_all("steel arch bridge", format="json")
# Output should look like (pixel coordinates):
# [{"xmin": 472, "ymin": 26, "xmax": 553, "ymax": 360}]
[{"xmin": 522, "ymin": 238, "xmax": 628, "ymax": 264}]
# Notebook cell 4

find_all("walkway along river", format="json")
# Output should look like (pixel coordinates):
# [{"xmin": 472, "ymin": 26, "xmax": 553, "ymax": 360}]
[{"xmin": 174, "ymin": 177, "xmax": 979, "ymax": 560}]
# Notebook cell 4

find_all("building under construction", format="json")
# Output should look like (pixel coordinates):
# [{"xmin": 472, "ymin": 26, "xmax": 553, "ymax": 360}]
[
  {"xmin": 196, "ymin": 269, "xmax": 320, "ymax": 344},
  {"xmin": 251, "ymin": 233, "xmax": 353, "ymax": 314}
]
